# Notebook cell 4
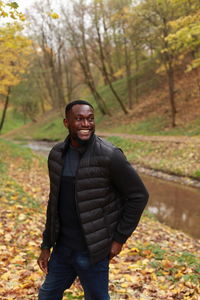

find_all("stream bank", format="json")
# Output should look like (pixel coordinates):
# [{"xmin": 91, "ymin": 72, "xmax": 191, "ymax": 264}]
[{"xmin": 26, "ymin": 139, "xmax": 200, "ymax": 188}]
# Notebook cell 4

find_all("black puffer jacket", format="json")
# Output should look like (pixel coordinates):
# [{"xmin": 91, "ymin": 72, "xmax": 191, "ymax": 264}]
[{"xmin": 41, "ymin": 135, "xmax": 149, "ymax": 263}]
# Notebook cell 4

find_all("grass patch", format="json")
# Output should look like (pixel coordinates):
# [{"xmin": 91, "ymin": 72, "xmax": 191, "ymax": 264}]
[
  {"xmin": 103, "ymin": 135, "xmax": 200, "ymax": 179},
  {"xmin": 0, "ymin": 160, "xmax": 7, "ymax": 174},
  {"xmin": 99, "ymin": 115, "xmax": 200, "ymax": 136},
  {"xmin": 0, "ymin": 108, "xmax": 30, "ymax": 134},
  {"xmin": 0, "ymin": 138, "xmax": 46, "ymax": 169},
  {"xmin": 142, "ymin": 209, "xmax": 157, "ymax": 220},
  {"xmin": 32, "ymin": 118, "xmax": 66, "ymax": 141},
  {"xmin": 102, "ymin": 116, "xmax": 167, "ymax": 135},
  {"xmin": 138, "ymin": 243, "xmax": 200, "ymax": 284},
  {"xmin": 0, "ymin": 176, "xmax": 40, "ymax": 209},
  {"xmin": 105, "ymin": 136, "xmax": 154, "ymax": 161},
  {"xmin": 194, "ymin": 170, "xmax": 200, "ymax": 178},
  {"xmin": 0, "ymin": 139, "xmax": 45, "ymax": 209},
  {"xmin": 5, "ymin": 110, "xmax": 66, "ymax": 141},
  {"xmin": 0, "ymin": 138, "xmax": 34, "ymax": 168},
  {"xmin": 156, "ymin": 117, "xmax": 200, "ymax": 136},
  {"xmin": 138, "ymin": 243, "xmax": 166, "ymax": 261},
  {"xmin": 63, "ymin": 292, "xmax": 83, "ymax": 300},
  {"xmin": 126, "ymin": 117, "xmax": 167, "ymax": 135}
]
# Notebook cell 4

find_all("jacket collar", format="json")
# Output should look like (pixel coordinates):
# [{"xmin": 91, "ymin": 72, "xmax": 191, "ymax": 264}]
[{"xmin": 61, "ymin": 134, "xmax": 96, "ymax": 157}]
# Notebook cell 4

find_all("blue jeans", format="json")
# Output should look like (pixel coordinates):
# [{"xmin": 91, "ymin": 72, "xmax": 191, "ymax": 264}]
[{"xmin": 38, "ymin": 244, "xmax": 110, "ymax": 300}]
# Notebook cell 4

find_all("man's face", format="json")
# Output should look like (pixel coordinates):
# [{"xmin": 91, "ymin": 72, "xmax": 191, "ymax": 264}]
[{"xmin": 63, "ymin": 104, "xmax": 95, "ymax": 147}]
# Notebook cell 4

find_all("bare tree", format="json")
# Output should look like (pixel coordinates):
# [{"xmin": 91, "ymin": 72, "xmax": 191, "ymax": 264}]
[
  {"xmin": 92, "ymin": 2, "xmax": 128, "ymax": 114},
  {"xmin": 26, "ymin": 0, "xmax": 80, "ymax": 111},
  {"xmin": 61, "ymin": 1, "xmax": 110, "ymax": 115}
]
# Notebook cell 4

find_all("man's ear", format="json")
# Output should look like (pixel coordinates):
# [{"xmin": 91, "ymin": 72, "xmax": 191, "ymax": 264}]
[{"xmin": 63, "ymin": 118, "xmax": 68, "ymax": 128}]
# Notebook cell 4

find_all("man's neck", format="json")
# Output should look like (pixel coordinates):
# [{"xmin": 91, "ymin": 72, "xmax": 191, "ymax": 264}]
[{"xmin": 69, "ymin": 134, "xmax": 94, "ymax": 148}]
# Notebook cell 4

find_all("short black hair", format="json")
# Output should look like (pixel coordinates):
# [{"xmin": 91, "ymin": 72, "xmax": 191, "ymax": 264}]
[{"xmin": 65, "ymin": 100, "xmax": 94, "ymax": 116}]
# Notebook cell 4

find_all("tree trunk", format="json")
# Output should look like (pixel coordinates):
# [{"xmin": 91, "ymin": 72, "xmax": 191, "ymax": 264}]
[
  {"xmin": 0, "ymin": 87, "xmax": 11, "ymax": 133},
  {"xmin": 62, "ymin": 52, "xmax": 73, "ymax": 103},
  {"xmin": 124, "ymin": 33, "xmax": 133, "ymax": 109},
  {"xmin": 94, "ymin": 14, "xmax": 128, "ymax": 114},
  {"xmin": 100, "ymin": 1, "xmax": 116, "ymax": 82},
  {"xmin": 162, "ymin": 16, "xmax": 176, "ymax": 127},
  {"xmin": 57, "ymin": 39, "xmax": 66, "ymax": 108},
  {"xmin": 134, "ymin": 49, "xmax": 140, "ymax": 102},
  {"xmin": 81, "ymin": 58, "xmax": 110, "ymax": 115},
  {"xmin": 80, "ymin": 26, "xmax": 110, "ymax": 115},
  {"xmin": 167, "ymin": 65, "xmax": 176, "ymax": 127},
  {"xmin": 40, "ymin": 95, "xmax": 46, "ymax": 114}
]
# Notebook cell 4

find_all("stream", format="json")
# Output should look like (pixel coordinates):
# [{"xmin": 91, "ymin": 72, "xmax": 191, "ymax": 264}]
[
  {"xmin": 27, "ymin": 140, "xmax": 200, "ymax": 240},
  {"xmin": 141, "ymin": 174, "xmax": 200, "ymax": 239}
]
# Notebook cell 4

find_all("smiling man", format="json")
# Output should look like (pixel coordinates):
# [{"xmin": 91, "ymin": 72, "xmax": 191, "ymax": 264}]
[
  {"xmin": 64, "ymin": 102, "xmax": 95, "ymax": 146},
  {"xmin": 37, "ymin": 99, "xmax": 149, "ymax": 300}
]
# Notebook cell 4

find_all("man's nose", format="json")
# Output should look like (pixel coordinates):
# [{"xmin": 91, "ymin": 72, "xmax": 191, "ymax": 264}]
[{"xmin": 82, "ymin": 119, "xmax": 90, "ymax": 127}]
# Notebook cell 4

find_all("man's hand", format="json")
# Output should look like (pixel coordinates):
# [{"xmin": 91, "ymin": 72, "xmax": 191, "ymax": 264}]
[
  {"xmin": 109, "ymin": 241, "xmax": 123, "ymax": 260},
  {"xmin": 37, "ymin": 249, "xmax": 51, "ymax": 274}
]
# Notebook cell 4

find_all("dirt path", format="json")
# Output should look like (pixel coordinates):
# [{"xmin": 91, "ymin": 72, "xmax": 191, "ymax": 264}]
[{"xmin": 97, "ymin": 131, "xmax": 200, "ymax": 144}]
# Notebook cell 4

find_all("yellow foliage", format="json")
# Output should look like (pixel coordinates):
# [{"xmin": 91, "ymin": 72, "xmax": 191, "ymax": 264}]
[
  {"xmin": 0, "ymin": 0, "xmax": 25, "ymax": 20},
  {"xmin": 49, "ymin": 12, "xmax": 60, "ymax": 19},
  {"xmin": 113, "ymin": 67, "xmax": 125, "ymax": 78},
  {"xmin": 0, "ymin": 22, "xmax": 32, "ymax": 95}
]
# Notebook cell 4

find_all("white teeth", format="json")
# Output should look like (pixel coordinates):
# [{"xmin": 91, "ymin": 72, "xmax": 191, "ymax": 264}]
[{"xmin": 80, "ymin": 130, "xmax": 89, "ymax": 133}]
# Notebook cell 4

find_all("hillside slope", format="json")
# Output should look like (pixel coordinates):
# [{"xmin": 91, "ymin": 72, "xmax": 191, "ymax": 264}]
[
  {"xmin": 3, "ymin": 67, "xmax": 200, "ymax": 139},
  {"xmin": 97, "ymin": 69, "xmax": 200, "ymax": 136},
  {"xmin": 2, "ymin": 69, "xmax": 200, "ymax": 181}
]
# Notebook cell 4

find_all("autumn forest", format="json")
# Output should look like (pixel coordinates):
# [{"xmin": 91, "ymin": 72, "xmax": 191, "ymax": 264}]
[{"xmin": 0, "ymin": 0, "xmax": 200, "ymax": 299}]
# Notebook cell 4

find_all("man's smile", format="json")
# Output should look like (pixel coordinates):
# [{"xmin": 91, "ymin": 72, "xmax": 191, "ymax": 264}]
[
  {"xmin": 79, "ymin": 129, "xmax": 92, "ymax": 134},
  {"xmin": 79, "ymin": 129, "xmax": 90, "ymax": 132}
]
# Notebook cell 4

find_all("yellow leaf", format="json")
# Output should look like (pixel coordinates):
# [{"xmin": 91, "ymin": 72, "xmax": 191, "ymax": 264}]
[
  {"xmin": 49, "ymin": 12, "xmax": 59, "ymax": 19},
  {"xmin": 1, "ymin": 272, "xmax": 10, "ymax": 280}
]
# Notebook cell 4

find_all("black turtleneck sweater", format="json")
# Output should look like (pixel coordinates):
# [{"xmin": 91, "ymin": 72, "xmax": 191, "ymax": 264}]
[{"xmin": 57, "ymin": 145, "xmax": 87, "ymax": 250}]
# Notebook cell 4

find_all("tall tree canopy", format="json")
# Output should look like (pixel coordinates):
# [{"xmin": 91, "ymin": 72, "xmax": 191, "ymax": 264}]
[{"xmin": 2, "ymin": 0, "xmax": 200, "ymax": 127}]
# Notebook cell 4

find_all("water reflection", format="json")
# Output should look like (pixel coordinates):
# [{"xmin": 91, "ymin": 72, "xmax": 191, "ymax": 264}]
[
  {"xmin": 141, "ymin": 174, "xmax": 200, "ymax": 239},
  {"xmin": 27, "ymin": 141, "xmax": 56, "ymax": 156}
]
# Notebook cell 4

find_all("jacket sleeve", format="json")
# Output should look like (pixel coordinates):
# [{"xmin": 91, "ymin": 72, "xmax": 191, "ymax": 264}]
[
  {"xmin": 40, "ymin": 154, "xmax": 53, "ymax": 249},
  {"xmin": 110, "ymin": 148, "xmax": 149, "ymax": 244}
]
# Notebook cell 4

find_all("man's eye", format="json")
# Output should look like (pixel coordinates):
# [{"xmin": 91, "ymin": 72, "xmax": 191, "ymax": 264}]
[{"xmin": 76, "ymin": 117, "xmax": 82, "ymax": 121}]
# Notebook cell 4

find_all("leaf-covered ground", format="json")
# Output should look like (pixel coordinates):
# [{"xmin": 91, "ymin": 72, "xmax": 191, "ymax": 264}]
[{"xmin": 0, "ymin": 139, "xmax": 199, "ymax": 300}]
